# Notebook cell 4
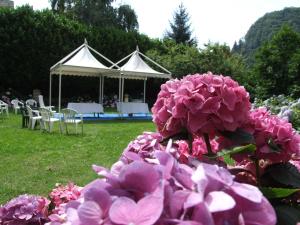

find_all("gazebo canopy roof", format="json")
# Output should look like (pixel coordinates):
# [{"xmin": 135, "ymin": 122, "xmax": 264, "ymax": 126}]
[
  {"xmin": 110, "ymin": 46, "xmax": 172, "ymax": 80},
  {"xmin": 50, "ymin": 40, "xmax": 117, "ymax": 77}
]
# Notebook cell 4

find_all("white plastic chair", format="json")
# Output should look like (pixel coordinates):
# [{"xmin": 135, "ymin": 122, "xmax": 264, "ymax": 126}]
[
  {"xmin": 61, "ymin": 108, "xmax": 83, "ymax": 135},
  {"xmin": 38, "ymin": 95, "xmax": 56, "ymax": 112},
  {"xmin": 26, "ymin": 99, "xmax": 37, "ymax": 107},
  {"xmin": 0, "ymin": 100, "xmax": 9, "ymax": 117},
  {"xmin": 39, "ymin": 107, "xmax": 61, "ymax": 133},
  {"xmin": 11, "ymin": 99, "xmax": 23, "ymax": 114},
  {"xmin": 26, "ymin": 105, "xmax": 42, "ymax": 130}
]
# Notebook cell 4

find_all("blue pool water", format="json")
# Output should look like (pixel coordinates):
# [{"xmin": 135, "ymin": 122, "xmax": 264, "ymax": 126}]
[{"xmin": 54, "ymin": 113, "xmax": 153, "ymax": 121}]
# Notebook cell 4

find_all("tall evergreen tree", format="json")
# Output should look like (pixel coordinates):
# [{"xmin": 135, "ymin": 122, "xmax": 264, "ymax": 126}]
[
  {"xmin": 117, "ymin": 4, "xmax": 138, "ymax": 32},
  {"xmin": 49, "ymin": 0, "xmax": 73, "ymax": 14},
  {"xmin": 166, "ymin": 3, "xmax": 196, "ymax": 46}
]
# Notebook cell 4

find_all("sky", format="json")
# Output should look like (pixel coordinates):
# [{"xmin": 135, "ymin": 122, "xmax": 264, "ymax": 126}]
[{"xmin": 14, "ymin": 0, "xmax": 300, "ymax": 47}]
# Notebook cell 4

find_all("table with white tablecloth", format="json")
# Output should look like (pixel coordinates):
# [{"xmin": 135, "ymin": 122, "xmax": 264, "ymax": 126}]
[
  {"xmin": 67, "ymin": 103, "xmax": 104, "ymax": 115},
  {"xmin": 117, "ymin": 102, "xmax": 150, "ymax": 114}
]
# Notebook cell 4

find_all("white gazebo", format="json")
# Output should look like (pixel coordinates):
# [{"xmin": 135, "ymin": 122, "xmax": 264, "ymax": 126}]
[
  {"xmin": 111, "ymin": 46, "xmax": 172, "ymax": 104},
  {"xmin": 50, "ymin": 42, "xmax": 171, "ymax": 114},
  {"xmin": 50, "ymin": 39, "xmax": 118, "ymax": 112}
]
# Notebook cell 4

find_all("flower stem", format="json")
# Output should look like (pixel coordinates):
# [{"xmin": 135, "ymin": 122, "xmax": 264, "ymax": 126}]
[
  {"xmin": 203, "ymin": 133, "xmax": 214, "ymax": 156},
  {"xmin": 187, "ymin": 133, "xmax": 194, "ymax": 154},
  {"xmin": 254, "ymin": 158, "xmax": 261, "ymax": 187}
]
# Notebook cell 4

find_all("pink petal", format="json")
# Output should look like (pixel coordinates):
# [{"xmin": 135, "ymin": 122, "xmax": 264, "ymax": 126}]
[
  {"xmin": 184, "ymin": 192, "xmax": 204, "ymax": 209},
  {"xmin": 77, "ymin": 201, "xmax": 103, "ymax": 225},
  {"xmin": 135, "ymin": 194, "xmax": 164, "ymax": 225},
  {"xmin": 109, "ymin": 197, "xmax": 137, "ymax": 224},
  {"xmin": 231, "ymin": 183, "xmax": 262, "ymax": 203},
  {"xmin": 169, "ymin": 190, "xmax": 190, "ymax": 218},
  {"xmin": 205, "ymin": 191, "xmax": 235, "ymax": 213},
  {"xmin": 84, "ymin": 188, "xmax": 111, "ymax": 216}
]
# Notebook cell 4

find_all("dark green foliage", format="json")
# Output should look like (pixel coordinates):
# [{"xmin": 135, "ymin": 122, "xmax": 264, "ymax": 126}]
[
  {"xmin": 49, "ymin": 0, "xmax": 74, "ymax": 14},
  {"xmin": 197, "ymin": 43, "xmax": 249, "ymax": 85},
  {"xmin": 166, "ymin": 3, "xmax": 196, "ymax": 46},
  {"xmin": 260, "ymin": 187, "xmax": 300, "ymax": 199},
  {"xmin": 49, "ymin": 0, "xmax": 139, "ymax": 32},
  {"xmin": 262, "ymin": 162, "xmax": 300, "ymax": 188},
  {"xmin": 147, "ymin": 41, "xmax": 248, "ymax": 82},
  {"xmin": 146, "ymin": 39, "xmax": 202, "ymax": 78},
  {"xmin": 0, "ymin": 6, "xmax": 154, "ymax": 102},
  {"xmin": 117, "ymin": 4, "xmax": 138, "ymax": 32},
  {"xmin": 275, "ymin": 205, "xmax": 300, "ymax": 225},
  {"xmin": 252, "ymin": 25, "xmax": 300, "ymax": 98},
  {"xmin": 72, "ymin": 0, "xmax": 118, "ymax": 27},
  {"xmin": 220, "ymin": 128, "xmax": 255, "ymax": 145},
  {"xmin": 232, "ymin": 7, "xmax": 300, "ymax": 65}
]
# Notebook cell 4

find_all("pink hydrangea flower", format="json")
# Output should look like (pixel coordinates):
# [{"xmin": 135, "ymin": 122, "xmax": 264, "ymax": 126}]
[
  {"xmin": 289, "ymin": 158, "xmax": 300, "ymax": 172},
  {"xmin": 0, "ymin": 194, "xmax": 49, "ymax": 225},
  {"xmin": 48, "ymin": 152, "xmax": 276, "ymax": 225},
  {"xmin": 176, "ymin": 137, "xmax": 220, "ymax": 163},
  {"xmin": 120, "ymin": 132, "xmax": 164, "ymax": 163},
  {"xmin": 236, "ymin": 108, "xmax": 300, "ymax": 164},
  {"xmin": 152, "ymin": 73, "xmax": 251, "ymax": 138},
  {"xmin": 49, "ymin": 182, "xmax": 81, "ymax": 214}
]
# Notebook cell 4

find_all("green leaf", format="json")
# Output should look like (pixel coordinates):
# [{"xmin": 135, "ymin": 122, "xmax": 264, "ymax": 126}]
[
  {"xmin": 275, "ymin": 205, "xmax": 300, "ymax": 225},
  {"xmin": 260, "ymin": 187, "xmax": 299, "ymax": 199},
  {"xmin": 267, "ymin": 138, "xmax": 282, "ymax": 153},
  {"xmin": 220, "ymin": 128, "xmax": 255, "ymax": 145},
  {"xmin": 223, "ymin": 154, "xmax": 235, "ymax": 166},
  {"xmin": 263, "ymin": 163, "xmax": 300, "ymax": 188},
  {"xmin": 216, "ymin": 144, "xmax": 256, "ymax": 158}
]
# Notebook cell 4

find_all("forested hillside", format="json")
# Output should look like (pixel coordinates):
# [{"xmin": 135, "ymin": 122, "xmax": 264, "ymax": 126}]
[{"xmin": 232, "ymin": 7, "xmax": 300, "ymax": 64}]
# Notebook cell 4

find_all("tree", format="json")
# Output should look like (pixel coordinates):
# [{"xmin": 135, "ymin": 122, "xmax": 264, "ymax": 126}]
[
  {"xmin": 252, "ymin": 25, "xmax": 300, "ymax": 98},
  {"xmin": 166, "ymin": 3, "xmax": 196, "ymax": 46},
  {"xmin": 49, "ymin": 0, "xmax": 139, "ymax": 32},
  {"xmin": 49, "ymin": 0, "xmax": 73, "ymax": 14},
  {"xmin": 72, "ymin": 0, "xmax": 117, "ymax": 27},
  {"xmin": 0, "ymin": 6, "xmax": 151, "ymax": 101},
  {"xmin": 198, "ymin": 43, "xmax": 248, "ymax": 83},
  {"xmin": 117, "ymin": 4, "xmax": 138, "ymax": 32},
  {"xmin": 232, "ymin": 7, "xmax": 300, "ymax": 65},
  {"xmin": 146, "ymin": 39, "xmax": 201, "ymax": 78}
]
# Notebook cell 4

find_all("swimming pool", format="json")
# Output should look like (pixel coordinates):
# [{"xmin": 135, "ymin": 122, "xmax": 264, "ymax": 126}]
[{"xmin": 55, "ymin": 113, "xmax": 152, "ymax": 121}]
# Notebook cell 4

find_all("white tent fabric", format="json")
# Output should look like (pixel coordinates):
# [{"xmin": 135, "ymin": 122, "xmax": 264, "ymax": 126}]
[
  {"xmin": 49, "ymin": 40, "xmax": 117, "ymax": 112},
  {"xmin": 109, "ymin": 48, "xmax": 171, "ymax": 80},
  {"xmin": 111, "ymin": 47, "xmax": 172, "ymax": 103},
  {"xmin": 50, "ymin": 42, "xmax": 117, "ymax": 77},
  {"xmin": 120, "ymin": 51, "xmax": 166, "ymax": 77},
  {"xmin": 49, "ymin": 42, "xmax": 171, "ymax": 113},
  {"xmin": 64, "ymin": 46, "xmax": 107, "ymax": 69}
]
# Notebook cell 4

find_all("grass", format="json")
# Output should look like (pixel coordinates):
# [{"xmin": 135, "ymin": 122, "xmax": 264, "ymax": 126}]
[{"xmin": 0, "ymin": 114, "xmax": 155, "ymax": 204}]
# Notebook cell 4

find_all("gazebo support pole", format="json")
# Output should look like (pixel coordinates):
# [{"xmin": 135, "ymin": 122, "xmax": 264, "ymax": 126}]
[
  {"xmin": 101, "ymin": 75, "xmax": 104, "ymax": 104},
  {"xmin": 49, "ymin": 73, "xmax": 52, "ymax": 107},
  {"xmin": 143, "ymin": 79, "xmax": 147, "ymax": 103},
  {"xmin": 58, "ymin": 73, "xmax": 62, "ymax": 113},
  {"xmin": 122, "ymin": 77, "xmax": 125, "ymax": 102},
  {"xmin": 119, "ymin": 73, "xmax": 122, "ymax": 102},
  {"xmin": 99, "ymin": 75, "xmax": 102, "ymax": 104}
]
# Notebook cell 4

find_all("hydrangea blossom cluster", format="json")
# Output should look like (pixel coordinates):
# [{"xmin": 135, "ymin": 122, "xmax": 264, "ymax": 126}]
[
  {"xmin": 152, "ymin": 73, "xmax": 251, "ymax": 137},
  {"xmin": 243, "ymin": 107, "xmax": 300, "ymax": 163},
  {"xmin": 120, "ymin": 132, "xmax": 164, "ymax": 163},
  {"xmin": 119, "ymin": 132, "xmax": 220, "ymax": 165},
  {"xmin": 49, "ymin": 183, "xmax": 81, "ymax": 214},
  {"xmin": 47, "ymin": 151, "xmax": 276, "ymax": 225},
  {"xmin": 0, "ymin": 194, "xmax": 49, "ymax": 225},
  {"xmin": 253, "ymin": 94, "xmax": 300, "ymax": 123}
]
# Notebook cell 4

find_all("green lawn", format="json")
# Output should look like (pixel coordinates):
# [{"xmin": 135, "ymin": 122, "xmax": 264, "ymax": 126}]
[{"xmin": 0, "ymin": 115, "xmax": 155, "ymax": 204}]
